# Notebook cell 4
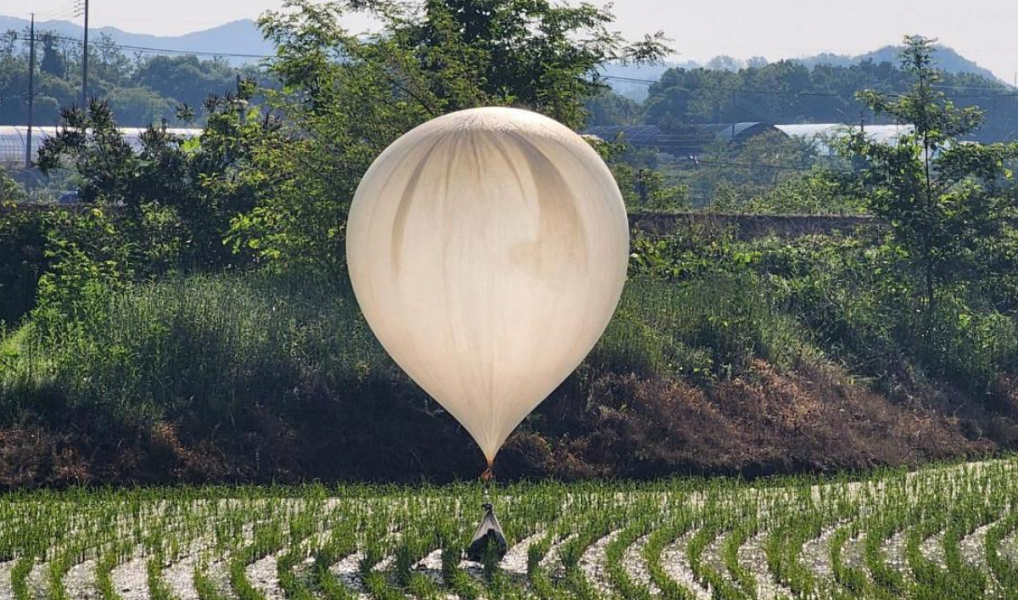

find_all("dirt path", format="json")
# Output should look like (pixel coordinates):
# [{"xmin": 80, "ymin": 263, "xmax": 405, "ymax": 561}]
[{"xmin": 65, "ymin": 558, "xmax": 98, "ymax": 600}]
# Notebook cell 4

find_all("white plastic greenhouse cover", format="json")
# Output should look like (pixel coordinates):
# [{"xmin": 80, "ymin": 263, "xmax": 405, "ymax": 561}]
[
  {"xmin": 0, "ymin": 126, "xmax": 201, "ymax": 165},
  {"xmin": 346, "ymin": 107, "xmax": 629, "ymax": 465},
  {"xmin": 776, "ymin": 123, "xmax": 914, "ymax": 155}
]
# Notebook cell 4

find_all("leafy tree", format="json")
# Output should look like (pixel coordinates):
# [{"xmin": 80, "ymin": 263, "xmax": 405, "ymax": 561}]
[
  {"xmin": 134, "ymin": 55, "xmax": 241, "ymax": 113},
  {"xmin": 584, "ymin": 88, "xmax": 641, "ymax": 126},
  {"xmin": 847, "ymin": 35, "xmax": 1018, "ymax": 327},
  {"xmin": 39, "ymin": 32, "xmax": 66, "ymax": 78},
  {"xmin": 37, "ymin": 101, "xmax": 139, "ymax": 205},
  {"xmin": 105, "ymin": 86, "xmax": 176, "ymax": 125},
  {"xmin": 229, "ymin": 0, "xmax": 668, "ymax": 272},
  {"xmin": 36, "ymin": 90, "xmax": 273, "ymax": 270},
  {"xmin": 642, "ymin": 57, "xmax": 1018, "ymax": 142},
  {"xmin": 92, "ymin": 34, "xmax": 132, "ymax": 88}
]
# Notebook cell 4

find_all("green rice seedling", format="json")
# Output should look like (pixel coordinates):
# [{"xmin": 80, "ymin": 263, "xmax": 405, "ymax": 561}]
[
  {"xmin": 194, "ymin": 558, "xmax": 231, "ymax": 600},
  {"xmin": 10, "ymin": 556, "xmax": 35, "ymax": 600},
  {"xmin": 985, "ymin": 506, "xmax": 1018, "ymax": 596},
  {"xmin": 722, "ymin": 515, "xmax": 758, "ymax": 599},
  {"xmin": 642, "ymin": 510, "xmax": 698, "ymax": 600},
  {"xmin": 829, "ymin": 522, "xmax": 869, "ymax": 597},
  {"xmin": 147, "ymin": 549, "xmax": 181, "ymax": 600},
  {"xmin": 603, "ymin": 517, "xmax": 653, "ymax": 600},
  {"xmin": 2, "ymin": 456, "xmax": 1018, "ymax": 600}
]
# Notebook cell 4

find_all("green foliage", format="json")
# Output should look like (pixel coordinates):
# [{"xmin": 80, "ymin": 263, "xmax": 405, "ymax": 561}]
[
  {"xmin": 32, "ymin": 207, "xmax": 132, "ymax": 339},
  {"xmin": 755, "ymin": 232, "xmax": 1018, "ymax": 394},
  {"xmin": 596, "ymin": 141, "xmax": 690, "ymax": 211},
  {"xmin": 0, "ymin": 168, "xmax": 24, "ymax": 202},
  {"xmin": 846, "ymin": 35, "xmax": 1018, "ymax": 328},
  {"xmin": 6, "ymin": 270, "xmax": 392, "ymax": 425},
  {"xmin": 595, "ymin": 229, "xmax": 811, "ymax": 382},
  {"xmin": 744, "ymin": 169, "xmax": 866, "ymax": 215},
  {"xmin": 37, "ymin": 92, "xmax": 274, "ymax": 270},
  {"xmin": 642, "ymin": 55, "xmax": 1018, "ymax": 143},
  {"xmin": 229, "ymin": 0, "xmax": 667, "ymax": 273},
  {"xmin": 0, "ymin": 204, "xmax": 47, "ymax": 327},
  {"xmin": 0, "ymin": 30, "xmax": 252, "ymax": 126}
]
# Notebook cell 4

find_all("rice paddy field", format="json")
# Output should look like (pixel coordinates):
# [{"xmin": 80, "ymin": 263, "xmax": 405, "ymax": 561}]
[{"xmin": 3, "ymin": 457, "xmax": 1018, "ymax": 600}]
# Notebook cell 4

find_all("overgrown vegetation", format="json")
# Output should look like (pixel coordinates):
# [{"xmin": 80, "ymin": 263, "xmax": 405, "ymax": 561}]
[{"xmin": 1, "ymin": 6, "xmax": 1017, "ymax": 486}]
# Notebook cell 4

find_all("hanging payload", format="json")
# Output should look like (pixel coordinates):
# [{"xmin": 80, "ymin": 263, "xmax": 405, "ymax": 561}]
[{"xmin": 466, "ymin": 502, "xmax": 508, "ymax": 562}]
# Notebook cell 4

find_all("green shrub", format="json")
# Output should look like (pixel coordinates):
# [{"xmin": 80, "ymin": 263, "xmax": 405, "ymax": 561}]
[
  {"xmin": 0, "ymin": 205, "xmax": 50, "ymax": 328},
  {"xmin": 6, "ymin": 270, "xmax": 396, "ymax": 426},
  {"xmin": 592, "ymin": 273, "xmax": 812, "ymax": 382}
]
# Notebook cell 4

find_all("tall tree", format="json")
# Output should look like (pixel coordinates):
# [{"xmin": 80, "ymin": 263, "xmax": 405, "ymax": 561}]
[
  {"xmin": 847, "ymin": 35, "xmax": 1018, "ymax": 327},
  {"xmin": 228, "ymin": 0, "xmax": 669, "ymax": 272},
  {"xmin": 39, "ymin": 32, "xmax": 66, "ymax": 78}
]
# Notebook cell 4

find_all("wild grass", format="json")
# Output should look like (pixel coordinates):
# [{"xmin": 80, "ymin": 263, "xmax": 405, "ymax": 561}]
[{"xmin": 0, "ymin": 267, "xmax": 819, "ymax": 428}]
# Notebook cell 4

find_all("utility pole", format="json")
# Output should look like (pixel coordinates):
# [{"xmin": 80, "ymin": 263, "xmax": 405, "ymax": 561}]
[
  {"xmin": 26, "ymin": 13, "xmax": 35, "ymax": 169},
  {"xmin": 730, "ymin": 89, "xmax": 736, "ymax": 142},
  {"xmin": 81, "ymin": 0, "xmax": 89, "ymax": 109}
]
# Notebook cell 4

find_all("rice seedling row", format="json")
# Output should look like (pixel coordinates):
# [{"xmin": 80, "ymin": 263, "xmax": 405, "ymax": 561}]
[{"xmin": 3, "ymin": 458, "xmax": 1018, "ymax": 599}]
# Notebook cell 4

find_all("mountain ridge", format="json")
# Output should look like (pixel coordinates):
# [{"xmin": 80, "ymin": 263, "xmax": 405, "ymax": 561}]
[
  {"xmin": 2, "ymin": 14, "xmax": 1007, "ymax": 86},
  {"xmin": 0, "ymin": 15, "xmax": 273, "ymax": 65}
]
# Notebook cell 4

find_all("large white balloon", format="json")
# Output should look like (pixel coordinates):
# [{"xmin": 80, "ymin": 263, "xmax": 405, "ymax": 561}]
[{"xmin": 346, "ymin": 107, "xmax": 629, "ymax": 466}]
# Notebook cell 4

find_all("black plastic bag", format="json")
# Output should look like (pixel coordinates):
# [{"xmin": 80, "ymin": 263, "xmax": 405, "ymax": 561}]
[{"xmin": 466, "ymin": 502, "xmax": 508, "ymax": 562}]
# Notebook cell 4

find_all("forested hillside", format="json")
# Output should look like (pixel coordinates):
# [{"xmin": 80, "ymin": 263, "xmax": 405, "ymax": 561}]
[
  {"xmin": 0, "ymin": 31, "xmax": 258, "ymax": 126},
  {"xmin": 592, "ymin": 59, "xmax": 1018, "ymax": 142}
]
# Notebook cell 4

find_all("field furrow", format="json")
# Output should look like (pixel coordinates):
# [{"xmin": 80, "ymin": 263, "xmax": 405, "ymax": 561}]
[
  {"xmin": 661, "ymin": 530, "xmax": 712, "ymax": 600},
  {"xmin": 738, "ymin": 532, "xmax": 792, "ymax": 600},
  {"xmin": 0, "ymin": 561, "xmax": 14, "ymax": 600},
  {"xmin": 65, "ymin": 558, "xmax": 98, "ymax": 600},
  {"xmin": 112, "ymin": 555, "xmax": 151, "ymax": 600},
  {"xmin": 621, "ymin": 533, "xmax": 657, "ymax": 594}
]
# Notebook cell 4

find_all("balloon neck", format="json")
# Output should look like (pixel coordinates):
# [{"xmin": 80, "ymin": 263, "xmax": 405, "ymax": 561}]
[{"xmin": 481, "ymin": 466, "xmax": 494, "ymax": 483}]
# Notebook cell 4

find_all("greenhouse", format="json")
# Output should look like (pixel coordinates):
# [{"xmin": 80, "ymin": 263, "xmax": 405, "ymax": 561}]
[{"xmin": 0, "ymin": 126, "xmax": 201, "ymax": 167}]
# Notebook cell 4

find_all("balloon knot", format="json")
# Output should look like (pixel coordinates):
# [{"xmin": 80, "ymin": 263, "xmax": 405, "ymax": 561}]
[{"xmin": 481, "ymin": 466, "xmax": 493, "ymax": 483}]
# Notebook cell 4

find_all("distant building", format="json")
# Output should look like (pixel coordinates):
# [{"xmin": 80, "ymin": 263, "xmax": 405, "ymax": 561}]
[
  {"xmin": 0, "ymin": 126, "xmax": 202, "ymax": 168},
  {"xmin": 583, "ymin": 123, "xmax": 785, "ymax": 158}
]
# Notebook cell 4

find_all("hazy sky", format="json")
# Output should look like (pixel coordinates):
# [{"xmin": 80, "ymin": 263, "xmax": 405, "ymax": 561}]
[{"xmin": 11, "ymin": 0, "xmax": 1018, "ymax": 82}]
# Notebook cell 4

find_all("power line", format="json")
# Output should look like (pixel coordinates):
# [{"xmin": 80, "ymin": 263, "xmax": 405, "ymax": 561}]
[
  {"xmin": 15, "ymin": 32, "xmax": 272, "ymax": 60},
  {"xmin": 30, "ymin": 0, "xmax": 74, "ymax": 21},
  {"xmin": 36, "ymin": 7, "xmax": 77, "ymax": 22},
  {"xmin": 80, "ymin": 0, "xmax": 88, "ymax": 107},
  {"xmin": 678, "ymin": 157, "xmax": 821, "ymax": 173}
]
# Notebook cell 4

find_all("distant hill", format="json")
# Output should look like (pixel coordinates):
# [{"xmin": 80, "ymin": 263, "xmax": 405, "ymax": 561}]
[
  {"xmin": 799, "ymin": 45, "xmax": 1002, "ymax": 82},
  {"xmin": 0, "ymin": 15, "xmax": 273, "ymax": 65},
  {"xmin": 604, "ymin": 44, "xmax": 1006, "ymax": 101},
  {"xmin": 2, "ymin": 14, "xmax": 1006, "ymax": 91}
]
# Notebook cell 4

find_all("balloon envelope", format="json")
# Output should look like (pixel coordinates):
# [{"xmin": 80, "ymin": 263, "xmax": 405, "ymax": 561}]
[{"xmin": 346, "ymin": 107, "xmax": 629, "ymax": 464}]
